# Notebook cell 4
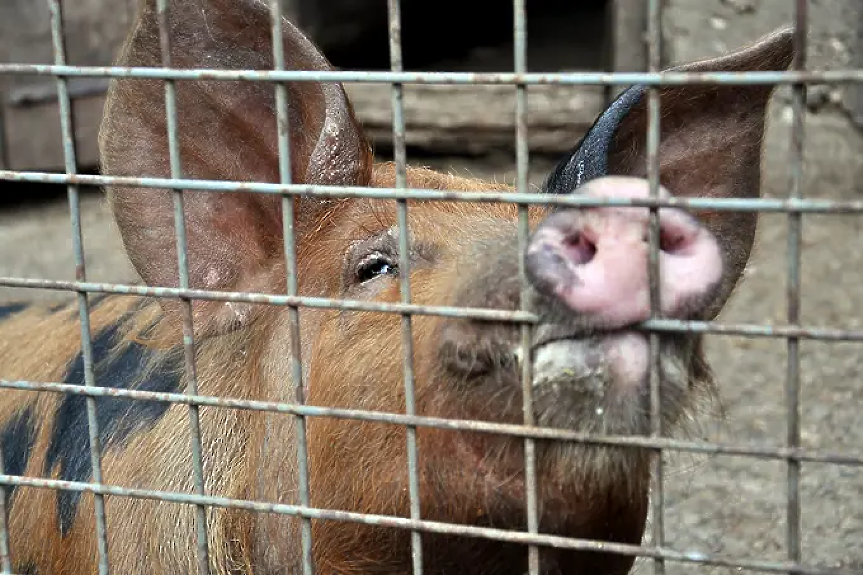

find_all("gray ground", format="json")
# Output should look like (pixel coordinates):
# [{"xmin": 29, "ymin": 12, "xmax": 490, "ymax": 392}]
[{"xmin": 0, "ymin": 146, "xmax": 861, "ymax": 573}]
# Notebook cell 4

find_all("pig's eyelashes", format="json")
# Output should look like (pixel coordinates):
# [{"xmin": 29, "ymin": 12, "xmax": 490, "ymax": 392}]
[
  {"xmin": 342, "ymin": 230, "xmax": 400, "ymax": 288},
  {"xmin": 355, "ymin": 252, "xmax": 399, "ymax": 284}
]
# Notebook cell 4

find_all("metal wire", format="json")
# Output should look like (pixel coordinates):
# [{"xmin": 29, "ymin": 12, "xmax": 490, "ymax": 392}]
[
  {"xmin": 5, "ymin": 277, "xmax": 863, "ymax": 342},
  {"xmin": 512, "ymin": 3, "xmax": 540, "ymax": 575},
  {"xmin": 385, "ymin": 0, "xmax": 424, "ymax": 573},
  {"xmin": 0, "ymin": 470, "xmax": 856, "ymax": 575},
  {"xmin": 1, "ymin": 377, "xmax": 860, "ymax": 467},
  {"xmin": 154, "ymin": 0, "xmax": 211, "ymax": 572},
  {"xmin": 0, "ymin": 64, "xmax": 860, "ymax": 85},
  {"xmin": 0, "ymin": 2, "xmax": 859, "ymax": 575},
  {"xmin": 786, "ymin": 1, "xmax": 809, "ymax": 571},
  {"xmin": 0, "ymin": 99, "xmax": 8, "ymax": 170},
  {"xmin": 0, "ymin": 417, "xmax": 12, "ymax": 573},
  {"xmin": 47, "ymin": 0, "xmax": 111, "ymax": 573},
  {"xmin": 267, "ymin": 1, "xmax": 315, "ymax": 574},
  {"xmin": 7, "ymin": 170, "xmax": 863, "ymax": 213},
  {"xmin": 645, "ymin": 1, "xmax": 665, "ymax": 574}
]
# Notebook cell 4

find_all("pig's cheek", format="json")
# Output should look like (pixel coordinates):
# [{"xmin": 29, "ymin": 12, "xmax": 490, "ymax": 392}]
[{"xmin": 305, "ymin": 323, "xmax": 352, "ymax": 407}]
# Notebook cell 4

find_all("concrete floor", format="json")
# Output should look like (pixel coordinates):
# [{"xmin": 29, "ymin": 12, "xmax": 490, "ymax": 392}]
[{"xmin": 0, "ymin": 149, "xmax": 861, "ymax": 573}]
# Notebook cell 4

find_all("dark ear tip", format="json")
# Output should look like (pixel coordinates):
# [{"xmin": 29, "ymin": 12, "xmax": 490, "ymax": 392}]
[
  {"xmin": 754, "ymin": 24, "xmax": 797, "ymax": 71},
  {"xmin": 765, "ymin": 24, "xmax": 795, "ymax": 42}
]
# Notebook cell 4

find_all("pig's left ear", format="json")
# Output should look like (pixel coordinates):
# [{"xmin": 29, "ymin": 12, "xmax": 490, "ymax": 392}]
[
  {"xmin": 99, "ymin": 0, "xmax": 373, "ymax": 339},
  {"xmin": 544, "ymin": 26, "xmax": 794, "ymax": 318}
]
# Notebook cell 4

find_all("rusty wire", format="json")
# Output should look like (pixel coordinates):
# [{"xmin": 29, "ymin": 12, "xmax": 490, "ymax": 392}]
[{"xmin": 0, "ymin": 63, "xmax": 860, "ymax": 85}]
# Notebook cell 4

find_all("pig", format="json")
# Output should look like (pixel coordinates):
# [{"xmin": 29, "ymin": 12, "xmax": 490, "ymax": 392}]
[{"xmin": 0, "ymin": 0, "xmax": 793, "ymax": 573}]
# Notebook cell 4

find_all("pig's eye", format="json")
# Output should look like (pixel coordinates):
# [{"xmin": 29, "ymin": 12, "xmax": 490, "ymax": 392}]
[{"xmin": 356, "ymin": 253, "xmax": 399, "ymax": 283}]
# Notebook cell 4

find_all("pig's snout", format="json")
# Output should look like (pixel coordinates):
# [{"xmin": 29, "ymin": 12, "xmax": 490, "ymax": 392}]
[{"xmin": 526, "ymin": 176, "xmax": 723, "ymax": 327}]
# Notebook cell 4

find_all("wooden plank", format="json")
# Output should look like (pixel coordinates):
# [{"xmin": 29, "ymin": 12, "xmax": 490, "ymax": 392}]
[
  {"xmin": 0, "ymin": 0, "xmax": 132, "ymax": 171},
  {"xmin": 345, "ymin": 83, "xmax": 606, "ymax": 155},
  {"xmin": 606, "ymin": 0, "xmax": 649, "ymax": 101},
  {"xmin": 2, "ymin": 94, "xmax": 105, "ymax": 172},
  {"xmin": 3, "ymin": 84, "xmax": 605, "ymax": 170},
  {"xmin": 0, "ymin": 0, "xmax": 609, "ymax": 169}
]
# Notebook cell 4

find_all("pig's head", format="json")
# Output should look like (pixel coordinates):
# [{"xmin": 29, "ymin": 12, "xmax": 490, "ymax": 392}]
[{"xmin": 99, "ymin": 1, "xmax": 793, "ymax": 573}]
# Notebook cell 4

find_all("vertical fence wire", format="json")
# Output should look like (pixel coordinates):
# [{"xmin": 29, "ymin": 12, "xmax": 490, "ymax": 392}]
[
  {"xmin": 512, "ymin": 2, "xmax": 540, "ymax": 575},
  {"xmin": 268, "ymin": 2, "xmax": 315, "ymax": 575},
  {"xmin": 786, "ymin": 0, "xmax": 808, "ymax": 570},
  {"xmin": 47, "ymin": 1, "xmax": 112, "ymax": 573},
  {"xmin": 153, "ymin": 1, "xmax": 211, "ymax": 573},
  {"xmin": 0, "ymin": 104, "xmax": 8, "ymax": 170},
  {"xmin": 645, "ymin": 0, "xmax": 666, "ymax": 573},
  {"xmin": 385, "ymin": 1, "xmax": 423, "ymax": 573},
  {"xmin": 0, "ymin": 427, "xmax": 12, "ymax": 573}
]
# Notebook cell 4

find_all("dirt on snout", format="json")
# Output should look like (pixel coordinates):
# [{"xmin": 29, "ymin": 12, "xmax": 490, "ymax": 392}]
[{"xmin": 0, "ymin": 153, "xmax": 860, "ymax": 574}]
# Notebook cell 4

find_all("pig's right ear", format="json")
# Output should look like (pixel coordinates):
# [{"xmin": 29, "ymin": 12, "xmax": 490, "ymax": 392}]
[
  {"xmin": 98, "ymin": 0, "xmax": 372, "ymax": 338},
  {"xmin": 544, "ymin": 26, "xmax": 794, "ymax": 319}
]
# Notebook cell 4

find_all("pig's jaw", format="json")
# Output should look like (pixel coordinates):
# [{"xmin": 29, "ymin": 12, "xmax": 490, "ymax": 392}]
[{"xmin": 525, "ymin": 331, "xmax": 694, "ymax": 437}]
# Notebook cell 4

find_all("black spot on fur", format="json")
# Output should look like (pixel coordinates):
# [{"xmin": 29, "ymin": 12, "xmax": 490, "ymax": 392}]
[
  {"xmin": 0, "ymin": 303, "xmax": 27, "ymax": 321},
  {"xmin": 45, "ymin": 317, "xmax": 183, "ymax": 536},
  {"xmin": 0, "ymin": 407, "xmax": 35, "ymax": 506}
]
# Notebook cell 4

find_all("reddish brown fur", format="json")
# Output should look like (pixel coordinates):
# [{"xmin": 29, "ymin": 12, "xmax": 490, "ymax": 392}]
[{"xmin": 0, "ymin": 1, "xmax": 794, "ymax": 573}]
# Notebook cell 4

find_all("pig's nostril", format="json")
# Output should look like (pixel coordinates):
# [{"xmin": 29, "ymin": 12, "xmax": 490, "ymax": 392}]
[
  {"xmin": 659, "ymin": 228, "xmax": 686, "ymax": 254},
  {"xmin": 657, "ymin": 217, "xmax": 701, "ymax": 256},
  {"xmin": 562, "ymin": 232, "xmax": 596, "ymax": 265},
  {"xmin": 637, "ymin": 212, "xmax": 701, "ymax": 257}
]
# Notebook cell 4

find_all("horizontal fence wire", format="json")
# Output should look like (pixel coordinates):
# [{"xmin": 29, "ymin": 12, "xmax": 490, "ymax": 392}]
[
  {"xmin": 0, "ymin": 378, "xmax": 860, "ymax": 467},
  {"xmin": 1, "ymin": 277, "xmax": 862, "ymax": 342},
  {"xmin": 0, "ymin": 471, "xmax": 855, "ymax": 575},
  {"xmin": 0, "ymin": 64, "xmax": 861, "ymax": 84},
  {"xmin": 0, "ymin": 0, "xmax": 860, "ymax": 573},
  {"xmin": 5, "ymin": 170, "xmax": 863, "ymax": 213}
]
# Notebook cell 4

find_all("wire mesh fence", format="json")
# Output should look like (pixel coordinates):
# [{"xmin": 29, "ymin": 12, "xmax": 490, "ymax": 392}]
[{"xmin": 0, "ymin": 0, "xmax": 860, "ymax": 574}]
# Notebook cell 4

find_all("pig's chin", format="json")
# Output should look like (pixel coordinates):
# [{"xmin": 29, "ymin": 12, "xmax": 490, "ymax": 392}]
[
  {"xmin": 528, "ymin": 332, "xmax": 686, "ymax": 436},
  {"xmin": 532, "ymin": 332, "xmax": 649, "ymax": 393}
]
